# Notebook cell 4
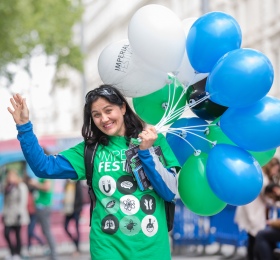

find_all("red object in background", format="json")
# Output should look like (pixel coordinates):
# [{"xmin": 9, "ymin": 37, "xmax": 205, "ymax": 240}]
[{"xmin": 0, "ymin": 136, "xmax": 56, "ymax": 153}]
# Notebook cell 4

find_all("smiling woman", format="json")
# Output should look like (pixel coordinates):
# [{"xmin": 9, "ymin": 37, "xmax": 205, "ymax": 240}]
[
  {"xmin": 90, "ymin": 97, "xmax": 126, "ymax": 137},
  {"xmin": 7, "ymin": 84, "xmax": 180, "ymax": 260}
]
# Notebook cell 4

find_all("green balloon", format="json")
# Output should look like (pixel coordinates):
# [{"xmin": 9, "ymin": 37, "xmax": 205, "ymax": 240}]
[
  {"xmin": 178, "ymin": 153, "xmax": 226, "ymax": 216},
  {"xmin": 132, "ymin": 76, "xmax": 186, "ymax": 125},
  {"xmin": 206, "ymin": 118, "xmax": 276, "ymax": 166},
  {"xmin": 249, "ymin": 149, "xmax": 276, "ymax": 167}
]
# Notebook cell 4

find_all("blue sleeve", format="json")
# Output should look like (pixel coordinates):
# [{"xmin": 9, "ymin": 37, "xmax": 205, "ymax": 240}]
[
  {"xmin": 17, "ymin": 121, "xmax": 78, "ymax": 179},
  {"xmin": 138, "ymin": 149, "xmax": 178, "ymax": 202}
]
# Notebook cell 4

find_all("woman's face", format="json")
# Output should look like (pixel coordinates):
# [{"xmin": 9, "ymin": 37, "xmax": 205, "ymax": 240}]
[{"xmin": 91, "ymin": 97, "xmax": 126, "ymax": 136}]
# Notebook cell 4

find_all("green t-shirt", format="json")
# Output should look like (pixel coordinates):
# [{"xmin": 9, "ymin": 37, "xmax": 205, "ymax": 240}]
[
  {"xmin": 61, "ymin": 134, "xmax": 180, "ymax": 260},
  {"xmin": 34, "ymin": 179, "xmax": 53, "ymax": 207}
]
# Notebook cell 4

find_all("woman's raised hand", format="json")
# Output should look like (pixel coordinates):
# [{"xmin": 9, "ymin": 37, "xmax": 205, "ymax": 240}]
[{"xmin": 7, "ymin": 94, "xmax": 30, "ymax": 125}]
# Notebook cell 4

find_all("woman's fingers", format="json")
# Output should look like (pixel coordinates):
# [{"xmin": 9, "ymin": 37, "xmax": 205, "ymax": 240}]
[
  {"xmin": 7, "ymin": 106, "xmax": 13, "ymax": 115},
  {"xmin": 14, "ymin": 93, "xmax": 23, "ymax": 103},
  {"xmin": 7, "ymin": 94, "xmax": 29, "ymax": 125},
  {"xmin": 10, "ymin": 98, "xmax": 18, "ymax": 110}
]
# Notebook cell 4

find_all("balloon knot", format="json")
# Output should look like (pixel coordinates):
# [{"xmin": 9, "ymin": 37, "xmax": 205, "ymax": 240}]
[
  {"xmin": 179, "ymin": 130, "xmax": 187, "ymax": 139},
  {"xmin": 161, "ymin": 102, "xmax": 169, "ymax": 110}
]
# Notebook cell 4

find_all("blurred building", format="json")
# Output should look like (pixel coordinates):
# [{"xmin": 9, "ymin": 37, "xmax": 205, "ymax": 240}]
[{"xmin": 43, "ymin": 0, "xmax": 280, "ymax": 135}]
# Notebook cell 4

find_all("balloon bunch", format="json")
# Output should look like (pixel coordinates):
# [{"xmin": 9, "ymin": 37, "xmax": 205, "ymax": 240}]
[{"xmin": 97, "ymin": 5, "xmax": 280, "ymax": 217}]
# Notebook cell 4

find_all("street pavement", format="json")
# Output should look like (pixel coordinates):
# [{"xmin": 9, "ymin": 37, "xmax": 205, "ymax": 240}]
[
  {"xmin": 0, "ymin": 242, "xmax": 247, "ymax": 260},
  {"xmin": 172, "ymin": 243, "xmax": 246, "ymax": 260}
]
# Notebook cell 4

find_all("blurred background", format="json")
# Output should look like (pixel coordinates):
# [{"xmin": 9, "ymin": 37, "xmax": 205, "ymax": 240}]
[
  {"xmin": 1, "ymin": 0, "xmax": 280, "ymax": 259},
  {"xmin": 1, "ymin": 0, "xmax": 280, "ymax": 140}
]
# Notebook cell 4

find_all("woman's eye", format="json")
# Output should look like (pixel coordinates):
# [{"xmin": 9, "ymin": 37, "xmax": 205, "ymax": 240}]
[
  {"xmin": 105, "ymin": 109, "xmax": 112, "ymax": 114},
  {"xmin": 93, "ymin": 114, "xmax": 100, "ymax": 118}
]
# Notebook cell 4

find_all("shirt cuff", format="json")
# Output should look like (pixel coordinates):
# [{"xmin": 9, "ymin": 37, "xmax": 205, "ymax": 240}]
[{"xmin": 16, "ymin": 121, "xmax": 32, "ymax": 132}]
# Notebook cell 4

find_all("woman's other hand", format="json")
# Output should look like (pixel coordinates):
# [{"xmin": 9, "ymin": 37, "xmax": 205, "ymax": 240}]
[
  {"xmin": 138, "ymin": 126, "xmax": 158, "ymax": 150},
  {"xmin": 7, "ymin": 93, "xmax": 29, "ymax": 125}
]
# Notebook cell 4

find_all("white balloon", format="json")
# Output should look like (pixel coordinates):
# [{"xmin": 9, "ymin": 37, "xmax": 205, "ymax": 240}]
[
  {"xmin": 177, "ymin": 18, "xmax": 208, "ymax": 86},
  {"xmin": 98, "ymin": 39, "xmax": 168, "ymax": 97},
  {"xmin": 128, "ymin": 4, "xmax": 186, "ymax": 73}
]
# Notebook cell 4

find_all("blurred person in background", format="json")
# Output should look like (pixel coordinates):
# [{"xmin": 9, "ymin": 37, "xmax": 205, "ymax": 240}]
[
  {"xmin": 263, "ymin": 158, "xmax": 280, "ymax": 185},
  {"xmin": 63, "ymin": 180, "xmax": 83, "ymax": 256},
  {"xmin": 234, "ymin": 157, "xmax": 280, "ymax": 260},
  {"xmin": 23, "ymin": 174, "xmax": 44, "ymax": 254},
  {"xmin": 254, "ymin": 183, "xmax": 280, "ymax": 260},
  {"xmin": 2, "ymin": 169, "xmax": 30, "ymax": 260},
  {"xmin": 28, "ymin": 177, "xmax": 57, "ymax": 260}
]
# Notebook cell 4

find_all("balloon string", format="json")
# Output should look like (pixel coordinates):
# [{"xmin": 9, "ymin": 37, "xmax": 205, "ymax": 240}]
[
  {"xmin": 168, "ymin": 124, "xmax": 216, "ymax": 130},
  {"xmin": 155, "ymin": 93, "xmax": 210, "ymax": 130},
  {"xmin": 163, "ymin": 130, "xmax": 199, "ymax": 153},
  {"xmin": 159, "ymin": 128, "xmax": 216, "ymax": 147},
  {"xmin": 155, "ymin": 77, "xmax": 179, "ymax": 129},
  {"xmin": 158, "ymin": 76, "xmax": 174, "ymax": 124},
  {"xmin": 183, "ymin": 130, "xmax": 216, "ymax": 146},
  {"xmin": 158, "ymin": 93, "xmax": 210, "ymax": 128},
  {"xmin": 155, "ymin": 73, "xmax": 199, "ymax": 130}
]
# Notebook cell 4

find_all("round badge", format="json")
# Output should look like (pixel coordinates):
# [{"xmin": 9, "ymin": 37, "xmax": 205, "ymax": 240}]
[
  {"xmin": 117, "ymin": 175, "xmax": 137, "ymax": 194},
  {"xmin": 120, "ymin": 195, "xmax": 140, "ymax": 215},
  {"xmin": 101, "ymin": 214, "xmax": 119, "ymax": 235},
  {"xmin": 120, "ymin": 216, "xmax": 141, "ymax": 236},
  {"xmin": 99, "ymin": 175, "xmax": 116, "ymax": 196},
  {"xmin": 141, "ymin": 215, "xmax": 158, "ymax": 237},
  {"xmin": 101, "ymin": 197, "xmax": 120, "ymax": 214},
  {"xmin": 140, "ymin": 194, "xmax": 156, "ymax": 215}
]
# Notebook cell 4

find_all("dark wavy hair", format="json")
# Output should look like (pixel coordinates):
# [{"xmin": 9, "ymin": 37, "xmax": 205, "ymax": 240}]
[{"xmin": 82, "ymin": 84, "xmax": 145, "ymax": 146}]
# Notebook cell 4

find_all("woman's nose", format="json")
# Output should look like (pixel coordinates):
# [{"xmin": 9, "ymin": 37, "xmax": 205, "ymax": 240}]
[{"xmin": 101, "ymin": 114, "xmax": 109, "ymax": 122}]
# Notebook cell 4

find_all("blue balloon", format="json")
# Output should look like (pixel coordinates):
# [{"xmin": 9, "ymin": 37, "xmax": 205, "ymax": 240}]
[
  {"xmin": 206, "ymin": 48, "xmax": 274, "ymax": 108},
  {"xmin": 206, "ymin": 144, "xmax": 263, "ymax": 206},
  {"xmin": 220, "ymin": 96, "xmax": 280, "ymax": 151},
  {"xmin": 166, "ymin": 117, "xmax": 211, "ymax": 166},
  {"xmin": 186, "ymin": 11, "xmax": 242, "ymax": 73}
]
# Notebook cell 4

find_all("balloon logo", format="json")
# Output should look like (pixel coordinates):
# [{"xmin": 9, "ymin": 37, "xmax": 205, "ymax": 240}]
[{"xmin": 98, "ymin": 39, "xmax": 168, "ymax": 97}]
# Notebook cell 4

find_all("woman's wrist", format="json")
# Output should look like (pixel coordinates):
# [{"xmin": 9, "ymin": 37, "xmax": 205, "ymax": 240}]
[{"xmin": 16, "ymin": 121, "xmax": 32, "ymax": 132}]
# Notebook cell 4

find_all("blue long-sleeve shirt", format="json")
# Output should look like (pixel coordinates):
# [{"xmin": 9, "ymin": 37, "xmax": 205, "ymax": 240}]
[{"xmin": 17, "ymin": 121, "xmax": 178, "ymax": 201}]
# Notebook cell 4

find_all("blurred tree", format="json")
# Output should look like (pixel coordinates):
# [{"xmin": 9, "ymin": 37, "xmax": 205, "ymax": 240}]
[{"xmin": 0, "ymin": 0, "xmax": 84, "ymax": 86}]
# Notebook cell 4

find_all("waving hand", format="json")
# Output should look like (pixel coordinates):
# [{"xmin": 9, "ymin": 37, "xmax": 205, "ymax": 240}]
[{"xmin": 7, "ymin": 93, "xmax": 30, "ymax": 125}]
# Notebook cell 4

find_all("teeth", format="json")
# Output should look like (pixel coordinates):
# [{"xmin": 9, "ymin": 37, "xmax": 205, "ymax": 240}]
[{"xmin": 104, "ymin": 123, "xmax": 113, "ymax": 128}]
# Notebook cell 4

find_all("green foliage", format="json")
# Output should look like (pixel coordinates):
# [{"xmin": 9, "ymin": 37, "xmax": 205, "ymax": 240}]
[{"xmin": 0, "ymin": 0, "xmax": 84, "ymax": 85}]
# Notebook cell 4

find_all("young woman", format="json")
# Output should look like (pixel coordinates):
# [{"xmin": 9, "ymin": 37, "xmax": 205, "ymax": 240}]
[{"xmin": 8, "ymin": 84, "xmax": 180, "ymax": 260}]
